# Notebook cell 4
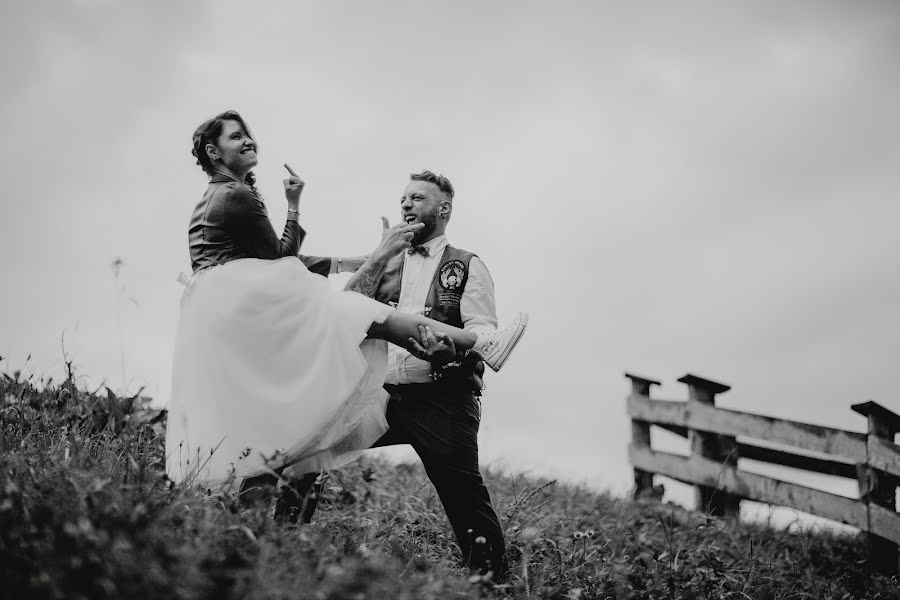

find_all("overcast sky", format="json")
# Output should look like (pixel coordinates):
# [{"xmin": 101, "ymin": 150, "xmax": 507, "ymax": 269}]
[{"xmin": 1, "ymin": 1, "xmax": 898, "ymax": 502}]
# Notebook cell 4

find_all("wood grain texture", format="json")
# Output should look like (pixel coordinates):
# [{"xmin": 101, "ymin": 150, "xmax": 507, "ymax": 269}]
[{"xmin": 629, "ymin": 445, "xmax": 868, "ymax": 529}]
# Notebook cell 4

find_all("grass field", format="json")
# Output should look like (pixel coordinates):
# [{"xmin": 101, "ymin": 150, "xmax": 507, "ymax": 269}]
[{"xmin": 1, "ymin": 366, "xmax": 898, "ymax": 599}]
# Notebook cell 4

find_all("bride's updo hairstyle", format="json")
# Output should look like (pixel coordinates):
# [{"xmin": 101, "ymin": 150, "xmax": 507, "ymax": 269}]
[{"xmin": 191, "ymin": 110, "xmax": 257, "ymax": 187}]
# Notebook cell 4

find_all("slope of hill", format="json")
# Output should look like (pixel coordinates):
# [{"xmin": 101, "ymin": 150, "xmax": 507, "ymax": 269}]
[{"xmin": 1, "ymin": 368, "xmax": 897, "ymax": 599}]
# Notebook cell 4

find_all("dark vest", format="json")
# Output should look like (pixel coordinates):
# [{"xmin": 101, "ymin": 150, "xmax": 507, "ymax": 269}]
[{"xmin": 373, "ymin": 244, "xmax": 477, "ymax": 329}]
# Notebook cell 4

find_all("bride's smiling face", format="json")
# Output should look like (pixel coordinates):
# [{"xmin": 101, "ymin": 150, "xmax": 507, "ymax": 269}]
[{"xmin": 207, "ymin": 119, "xmax": 258, "ymax": 175}]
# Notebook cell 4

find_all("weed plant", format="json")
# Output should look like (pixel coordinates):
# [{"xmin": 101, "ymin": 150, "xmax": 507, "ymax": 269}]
[{"xmin": 1, "ymin": 366, "xmax": 897, "ymax": 599}]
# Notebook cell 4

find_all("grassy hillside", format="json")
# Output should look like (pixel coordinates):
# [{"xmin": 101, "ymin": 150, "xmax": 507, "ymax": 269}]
[{"xmin": 1, "ymin": 367, "xmax": 898, "ymax": 599}]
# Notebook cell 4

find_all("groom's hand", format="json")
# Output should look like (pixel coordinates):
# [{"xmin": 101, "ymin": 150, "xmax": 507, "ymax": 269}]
[
  {"xmin": 343, "ymin": 218, "xmax": 423, "ymax": 297},
  {"xmin": 410, "ymin": 326, "xmax": 486, "ymax": 392},
  {"xmin": 373, "ymin": 217, "xmax": 424, "ymax": 263},
  {"xmin": 408, "ymin": 325, "xmax": 457, "ymax": 366}
]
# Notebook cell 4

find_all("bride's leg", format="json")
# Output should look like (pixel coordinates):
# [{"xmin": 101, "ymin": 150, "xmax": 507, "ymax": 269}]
[
  {"xmin": 367, "ymin": 312, "xmax": 477, "ymax": 352},
  {"xmin": 367, "ymin": 310, "xmax": 528, "ymax": 372}
]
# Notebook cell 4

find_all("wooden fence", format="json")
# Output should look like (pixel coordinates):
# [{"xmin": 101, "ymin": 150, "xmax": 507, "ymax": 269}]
[{"xmin": 626, "ymin": 372, "xmax": 900, "ymax": 574}]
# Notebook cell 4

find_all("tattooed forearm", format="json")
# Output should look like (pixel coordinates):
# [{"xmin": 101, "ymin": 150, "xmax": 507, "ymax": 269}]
[
  {"xmin": 344, "ymin": 259, "xmax": 386, "ymax": 297},
  {"xmin": 345, "ymin": 269, "xmax": 379, "ymax": 297}
]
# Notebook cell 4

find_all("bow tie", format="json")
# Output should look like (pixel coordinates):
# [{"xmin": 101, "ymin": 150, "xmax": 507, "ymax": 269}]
[{"xmin": 407, "ymin": 245, "xmax": 430, "ymax": 257}]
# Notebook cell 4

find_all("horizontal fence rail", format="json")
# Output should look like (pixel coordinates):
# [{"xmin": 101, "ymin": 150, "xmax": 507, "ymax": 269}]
[
  {"xmin": 627, "ymin": 395, "xmax": 868, "ymax": 462},
  {"xmin": 628, "ymin": 446, "xmax": 870, "ymax": 532},
  {"xmin": 625, "ymin": 372, "xmax": 900, "ymax": 574}
]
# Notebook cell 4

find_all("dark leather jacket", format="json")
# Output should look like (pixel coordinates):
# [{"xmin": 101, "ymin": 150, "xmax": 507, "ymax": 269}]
[
  {"xmin": 187, "ymin": 173, "xmax": 338, "ymax": 278},
  {"xmin": 189, "ymin": 173, "xmax": 305, "ymax": 272}
]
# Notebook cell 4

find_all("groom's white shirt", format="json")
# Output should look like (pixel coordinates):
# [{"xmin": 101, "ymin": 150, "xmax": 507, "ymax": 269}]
[{"xmin": 384, "ymin": 234, "xmax": 498, "ymax": 385}]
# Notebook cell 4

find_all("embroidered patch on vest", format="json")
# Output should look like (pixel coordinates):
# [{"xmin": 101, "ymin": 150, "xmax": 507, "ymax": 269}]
[
  {"xmin": 438, "ymin": 292, "xmax": 461, "ymax": 308},
  {"xmin": 439, "ymin": 260, "xmax": 466, "ymax": 291}
]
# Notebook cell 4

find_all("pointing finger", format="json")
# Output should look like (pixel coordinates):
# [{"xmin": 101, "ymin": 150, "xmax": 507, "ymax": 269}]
[
  {"xmin": 381, "ymin": 217, "xmax": 390, "ymax": 232},
  {"xmin": 283, "ymin": 163, "xmax": 300, "ymax": 178}
]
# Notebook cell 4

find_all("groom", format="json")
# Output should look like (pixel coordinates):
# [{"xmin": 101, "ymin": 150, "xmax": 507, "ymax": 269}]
[
  {"xmin": 274, "ymin": 171, "xmax": 508, "ymax": 581},
  {"xmin": 340, "ymin": 170, "xmax": 509, "ymax": 581}
]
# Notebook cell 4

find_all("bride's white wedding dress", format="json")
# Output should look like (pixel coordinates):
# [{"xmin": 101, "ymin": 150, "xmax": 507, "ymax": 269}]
[{"xmin": 165, "ymin": 256, "xmax": 393, "ymax": 489}]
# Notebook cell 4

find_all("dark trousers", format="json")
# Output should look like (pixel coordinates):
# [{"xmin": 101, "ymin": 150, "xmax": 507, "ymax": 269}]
[{"xmin": 372, "ymin": 383, "xmax": 508, "ymax": 581}]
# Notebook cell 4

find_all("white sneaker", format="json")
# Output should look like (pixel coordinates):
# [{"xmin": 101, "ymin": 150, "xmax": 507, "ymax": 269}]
[{"xmin": 473, "ymin": 312, "xmax": 529, "ymax": 372}]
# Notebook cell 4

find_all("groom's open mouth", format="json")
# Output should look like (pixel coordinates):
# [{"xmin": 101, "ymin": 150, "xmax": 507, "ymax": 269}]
[{"xmin": 404, "ymin": 215, "xmax": 418, "ymax": 224}]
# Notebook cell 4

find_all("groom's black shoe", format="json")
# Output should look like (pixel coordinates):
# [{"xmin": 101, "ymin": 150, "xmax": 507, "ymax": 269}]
[{"xmin": 273, "ymin": 472, "xmax": 322, "ymax": 524}]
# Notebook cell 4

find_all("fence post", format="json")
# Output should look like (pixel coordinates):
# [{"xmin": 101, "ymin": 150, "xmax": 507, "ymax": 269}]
[
  {"xmin": 851, "ymin": 401, "xmax": 900, "ymax": 574},
  {"xmin": 678, "ymin": 373, "xmax": 741, "ymax": 519},
  {"xmin": 625, "ymin": 373, "xmax": 661, "ymax": 498}
]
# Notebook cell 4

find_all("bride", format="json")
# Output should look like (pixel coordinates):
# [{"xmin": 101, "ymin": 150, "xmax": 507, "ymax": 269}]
[{"xmin": 165, "ymin": 110, "xmax": 527, "ymax": 490}]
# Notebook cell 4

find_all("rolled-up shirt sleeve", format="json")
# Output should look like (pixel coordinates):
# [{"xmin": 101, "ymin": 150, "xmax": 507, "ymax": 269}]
[
  {"xmin": 461, "ymin": 256, "xmax": 498, "ymax": 335},
  {"xmin": 223, "ymin": 185, "xmax": 305, "ymax": 259}
]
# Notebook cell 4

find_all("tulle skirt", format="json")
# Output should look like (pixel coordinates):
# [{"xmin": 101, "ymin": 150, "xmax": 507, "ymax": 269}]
[{"xmin": 165, "ymin": 257, "xmax": 394, "ymax": 490}]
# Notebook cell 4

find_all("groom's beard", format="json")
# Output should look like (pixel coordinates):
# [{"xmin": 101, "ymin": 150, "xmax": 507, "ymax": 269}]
[{"xmin": 411, "ymin": 210, "xmax": 439, "ymax": 245}]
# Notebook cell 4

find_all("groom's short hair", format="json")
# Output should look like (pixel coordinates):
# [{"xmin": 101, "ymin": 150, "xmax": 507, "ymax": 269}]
[{"xmin": 411, "ymin": 170, "xmax": 454, "ymax": 200}]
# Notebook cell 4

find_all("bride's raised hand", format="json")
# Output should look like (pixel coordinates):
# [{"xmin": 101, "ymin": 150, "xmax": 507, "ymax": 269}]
[{"xmin": 283, "ymin": 163, "xmax": 305, "ymax": 207}]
